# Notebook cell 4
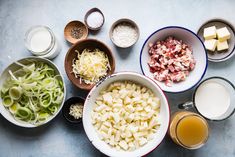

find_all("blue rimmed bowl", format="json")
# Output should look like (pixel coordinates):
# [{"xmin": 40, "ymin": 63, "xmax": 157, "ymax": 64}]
[{"xmin": 140, "ymin": 26, "xmax": 208, "ymax": 93}]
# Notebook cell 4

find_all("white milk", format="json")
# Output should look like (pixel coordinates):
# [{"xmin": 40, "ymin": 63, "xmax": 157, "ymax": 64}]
[
  {"xmin": 195, "ymin": 81, "xmax": 230, "ymax": 119},
  {"xmin": 26, "ymin": 26, "xmax": 61, "ymax": 59},
  {"xmin": 30, "ymin": 29, "xmax": 52, "ymax": 53}
]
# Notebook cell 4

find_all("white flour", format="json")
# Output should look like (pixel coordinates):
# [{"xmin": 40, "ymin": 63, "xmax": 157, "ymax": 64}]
[{"xmin": 112, "ymin": 23, "xmax": 138, "ymax": 47}]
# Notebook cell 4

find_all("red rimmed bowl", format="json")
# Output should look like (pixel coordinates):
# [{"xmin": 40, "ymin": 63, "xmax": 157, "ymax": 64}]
[{"xmin": 83, "ymin": 72, "xmax": 170, "ymax": 157}]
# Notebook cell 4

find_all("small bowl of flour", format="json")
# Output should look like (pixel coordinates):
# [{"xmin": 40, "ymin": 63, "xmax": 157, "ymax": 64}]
[{"xmin": 110, "ymin": 18, "xmax": 139, "ymax": 48}]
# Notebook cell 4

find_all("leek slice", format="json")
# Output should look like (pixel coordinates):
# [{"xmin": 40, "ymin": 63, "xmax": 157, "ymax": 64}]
[
  {"xmin": 48, "ymin": 105, "xmax": 58, "ymax": 114},
  {"xmin": 38, "ymin": 112, "xmax": 50, "ymax": 122},
  {"xmin": 3, "ymin": 96, "xmax": 13, "ymax": 107},
  {"xmin": 9, "ymin": 86, "xmax": 22, "ymax": 100},
  {"xmin": 9, "ymin": 103, "xmax": 19, "ymax": 114},
  {"xmin": 40, "ymin": 92, "xmax": 52, "ymax": 108},
  {"xmin": 15, "ymin": 107, "xmax": 32, "ymax": 120}
]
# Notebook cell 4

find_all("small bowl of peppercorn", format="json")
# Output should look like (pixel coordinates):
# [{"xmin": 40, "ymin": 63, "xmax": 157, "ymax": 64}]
[
  {"xmin": 64, "ymin": 20, "xmax": 88, "ymax": 44},
  {"xmin": 62, "ymin": 96, "xmax": 85, "ymax": 124}
]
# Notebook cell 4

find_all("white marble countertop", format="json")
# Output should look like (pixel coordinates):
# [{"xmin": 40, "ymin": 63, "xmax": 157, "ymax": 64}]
[{"xmin": 0, "ymin": 0, "xmax": 235, "ymax": 156}]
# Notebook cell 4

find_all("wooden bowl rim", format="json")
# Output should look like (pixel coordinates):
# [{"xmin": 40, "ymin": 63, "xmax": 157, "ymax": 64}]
[
  {"xmin": 64, "ymin": 38, "xmax": 115, "ymax": 90},
  {"xmin": 64, "ymin": 20, "xmax": 88, "ymax": 44}
]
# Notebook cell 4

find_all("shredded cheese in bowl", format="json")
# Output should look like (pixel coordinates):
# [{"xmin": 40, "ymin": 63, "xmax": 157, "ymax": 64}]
[{"xmin": 72, "ymin": 48, "xmax": 111, "ymax": 84}]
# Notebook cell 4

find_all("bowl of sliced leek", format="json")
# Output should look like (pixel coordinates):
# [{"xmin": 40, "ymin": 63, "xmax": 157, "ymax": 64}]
[{"xmin": 0, "ymin": 57, "xmax": 66, "ymax": 128}]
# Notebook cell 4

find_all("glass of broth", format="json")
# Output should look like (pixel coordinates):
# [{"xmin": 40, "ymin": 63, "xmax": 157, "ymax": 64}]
[
  {"xmin": 169, "ymin": 111, "xmax": 209, "ymax": 149},
  {"xmin": 179, "ymin": 77, "xmax": 235, "ymax": 121}
]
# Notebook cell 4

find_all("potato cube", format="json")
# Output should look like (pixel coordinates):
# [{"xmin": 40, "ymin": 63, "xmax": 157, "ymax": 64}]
[
  {"xmin": 139, "ymin": 137, "xmax": 148, "ymax": 146},
  {"xmin": 119, "ymin": 140, "xmax": 128, "ymax": 150}
]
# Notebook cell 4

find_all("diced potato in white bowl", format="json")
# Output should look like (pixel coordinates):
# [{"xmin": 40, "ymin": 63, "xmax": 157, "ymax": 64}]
[{"xmin": 83, "ymin": 72, "xmax": 170, "ymax": 157}]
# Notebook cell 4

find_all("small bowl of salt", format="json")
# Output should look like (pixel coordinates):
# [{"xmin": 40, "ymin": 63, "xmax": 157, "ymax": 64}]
[
  {"xmin": 84, "ymin": 8, "xmax": 105, "ymax": 31},
  {"xmin": 110, "ymin": 18, "xmax": 140, "ymax": 48}
]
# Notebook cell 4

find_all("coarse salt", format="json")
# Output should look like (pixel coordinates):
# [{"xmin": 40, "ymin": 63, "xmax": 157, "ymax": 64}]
[
  {"xmin": 112, "ymin": 23, "xmax": 138, "ymax": 47},
  {"xmin": 87, "ymin": 11, "xmax": 104, "ymax": 29}
]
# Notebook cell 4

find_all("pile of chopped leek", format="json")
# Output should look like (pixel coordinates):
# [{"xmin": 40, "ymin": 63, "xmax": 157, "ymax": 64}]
[
  {"xmin": 0, "ymin": 61, "xmax": 64, "ymax": 125},
  {"xmin": 72, "ymin": 48, "xmax": 111, "ymax": 84}
]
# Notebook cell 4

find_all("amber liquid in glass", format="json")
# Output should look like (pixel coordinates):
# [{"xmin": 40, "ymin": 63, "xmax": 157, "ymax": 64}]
[
  {"xmin": 176, "ymin": 115, "xmax": 208, "ymax": 147},
  {"xmin": 169, "ymin": 111, "xmax": 209, "ymax": 149}
]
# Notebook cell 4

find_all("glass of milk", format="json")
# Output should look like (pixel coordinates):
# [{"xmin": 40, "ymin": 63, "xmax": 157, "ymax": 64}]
[
  {"xmin": 25, "ymin": 26, "xmax": 61, "ymax": 59},
  {"xmin": 179, "ymin": 77, "xmax": 235, "ymax": 121}
]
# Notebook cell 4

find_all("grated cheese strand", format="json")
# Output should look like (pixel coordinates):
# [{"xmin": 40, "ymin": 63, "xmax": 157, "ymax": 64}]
[{"xmin": 72, "ymin": 49, "xmax": 111, "ymax": 84}]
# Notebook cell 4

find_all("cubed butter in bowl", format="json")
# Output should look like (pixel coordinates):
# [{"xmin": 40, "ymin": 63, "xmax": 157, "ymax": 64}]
[{"xmin": 197, "ymin": 19, "xmax": 235, "ymax": 62}]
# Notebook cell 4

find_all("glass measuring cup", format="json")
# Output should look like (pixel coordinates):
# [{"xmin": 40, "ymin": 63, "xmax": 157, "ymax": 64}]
[{"xmin": 179, "ymin": 77, "xmax": 235, "ymax": 121}]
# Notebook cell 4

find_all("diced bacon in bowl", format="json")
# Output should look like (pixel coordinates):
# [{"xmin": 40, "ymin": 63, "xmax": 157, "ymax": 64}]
[
  {"xmin": 140, "ymin": 26, "xmax": 207, "ymax": 93},
  {"xmin": 148, "ymin": 36, "xmax": 196, "ymax": 87}
]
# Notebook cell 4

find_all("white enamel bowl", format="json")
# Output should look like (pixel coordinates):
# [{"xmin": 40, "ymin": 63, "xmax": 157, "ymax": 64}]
[
  {"xmin": 0, "ymin": 57, "xmax": 66, "ymax": 128},
  {"xmin": 83, "ymin": 72, "xmax": 170, "ymax": 157},
  {"xmin": 140, "ymin": 26, "xmax": 208, "ymax": 93}
]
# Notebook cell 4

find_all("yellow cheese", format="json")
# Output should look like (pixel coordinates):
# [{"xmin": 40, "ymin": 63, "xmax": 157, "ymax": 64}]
[
  {"xmin": 217, "ymin": 40, "xmax": 229, "ymax": 51},
  {"xmin": 216, "ymin": 27, "xmax": 231, "ymax": 42},
  {"xmin": 204, "ymin": 39, "xmax": 217, "ymax": 52},
  {"xmin": 203, "ymin": 26, "xmax": 217, "ymax": 40}
]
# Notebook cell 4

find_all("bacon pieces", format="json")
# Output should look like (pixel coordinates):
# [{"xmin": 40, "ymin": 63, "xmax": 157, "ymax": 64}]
[{"xmin": 148, "ymin": 36, "xmax": 196, "ymax": 87}]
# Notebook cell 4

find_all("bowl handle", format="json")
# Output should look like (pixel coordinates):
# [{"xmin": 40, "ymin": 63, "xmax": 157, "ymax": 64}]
[{"xmin": 178, "ymin": 101, "xmax": 194, "ymax": 110}]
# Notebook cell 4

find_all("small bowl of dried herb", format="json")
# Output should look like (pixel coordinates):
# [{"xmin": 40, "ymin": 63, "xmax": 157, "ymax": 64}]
[
  {"xmin": 62, "ymin": 97, "xmax": 85, "ymax": 124},
  {"xmin": 64, "ymin": 20, "xmax": 88, "ymax": 44}
]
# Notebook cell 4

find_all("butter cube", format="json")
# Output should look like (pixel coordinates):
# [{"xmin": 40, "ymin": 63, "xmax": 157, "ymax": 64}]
[
  {"xmin": 203, "ymin": 26, "xmax": 217, "ymax": 40},
  {"xmin": 216, "ymin": 27, "xmax": 231, "ymax": 41},
  {"xmin": 204, "ymin": 39, "xmax": 217, "ymax": 51},
  {"xmin": 217, "ymin": 40, "xmax": 229, "ymax": 51}
]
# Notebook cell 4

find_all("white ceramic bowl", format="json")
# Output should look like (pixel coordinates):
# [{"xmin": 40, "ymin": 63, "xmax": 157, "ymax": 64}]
[
  {"xmin": 140, "ymin": 26, "xmax": 208, "ymax": 93},
  {"xmin": 0, "ymin": 57, "xmax": 66, "ymax": 128},
  {"xmin": 83, "ymin": 72, "xmax": 170, "ymax": 157}
]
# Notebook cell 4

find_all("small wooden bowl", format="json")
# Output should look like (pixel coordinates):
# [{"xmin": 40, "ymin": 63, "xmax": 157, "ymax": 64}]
[
  {"xmin": 84, "ymin": 8, "xmax": 105, "ymax": 31},
  {"xmin": 64, "ymin": 20, "xmax": 88, "ymax": 44},
  {"xmin": 64, "ymin": 39, "xmax": 115, "ymax": 90}
]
